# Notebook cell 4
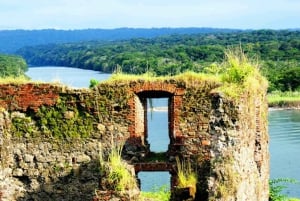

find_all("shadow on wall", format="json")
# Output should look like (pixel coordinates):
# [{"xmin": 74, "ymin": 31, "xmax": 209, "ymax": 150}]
[{"xmin": 14, "ymin": 160, "xmax": 101, "ymax": 201}]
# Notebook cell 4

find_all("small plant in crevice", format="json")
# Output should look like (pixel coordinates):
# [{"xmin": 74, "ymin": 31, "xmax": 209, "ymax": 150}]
[
  {"xmin": 269, "ymin": 178, "xmax": 299, "ymax": 201},
  {"xmin": 175, "ymin": 157, "xmax": 197, "ymax": 199},
  {"xmin": 89, "ymin": 79, "xmax": 99, "ymax": 88},
  {"xmin": 98, "ymin": 141, "xmax": 138, "ymax": 192}
]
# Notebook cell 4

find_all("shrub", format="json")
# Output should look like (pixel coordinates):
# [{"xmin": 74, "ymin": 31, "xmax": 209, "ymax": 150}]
[
  {"xmin": 99, "ymin": 142, "xmax": 138, "ymax": 192},
  {"xmin": 175, "ymin": 157, "xmax": 197, "ymax": 199},
  {"xmin": 89, "ymin": 79, "xmax": 99, "ymax": 88},
  {"xmin": 269, "ymin": 178, "xmax": 299, "ymax": 201}
]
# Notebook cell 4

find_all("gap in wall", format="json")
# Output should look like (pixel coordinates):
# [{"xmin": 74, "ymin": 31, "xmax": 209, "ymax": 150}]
[
  {"xmin": 147, "ymin": 98, "xmax": 169, "ymax": 153},
  {"xmin": 138, "ymin": 171, "xmax": 171, "ymax": 192}
]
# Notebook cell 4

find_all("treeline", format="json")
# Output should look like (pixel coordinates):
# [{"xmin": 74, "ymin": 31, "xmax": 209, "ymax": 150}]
[
  {"xmin": 0, "ymin": 54, "xmax": 28, "ymax": 77},
  {"xmin": 16, "ymin": 30, "xmax": 300, "ymax": 91}
]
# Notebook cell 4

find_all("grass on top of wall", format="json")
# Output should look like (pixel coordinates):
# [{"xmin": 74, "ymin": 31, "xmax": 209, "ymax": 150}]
[
  {"xmin": 215, "ymin": 48, "xmax": 268, "ymax": 98},
  {"xmin": 0, "ymin": 75, "xmax": 65, "ymax": 87},
  {"xmin": 0, "ymin": 75, "xmax": 31, "ymax": 84},
  {"xmin": 102, "ymin": 70, "xmax": 220, "ymax": 85},
  {"xmin": 100, "ymin": 48, "xmax": 267, "ymax": 101}
]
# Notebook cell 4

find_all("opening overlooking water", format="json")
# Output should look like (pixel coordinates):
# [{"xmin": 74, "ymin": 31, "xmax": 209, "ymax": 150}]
[
  {"xmin": 147, "ymin": 98, "xmax": 169, "ymax": 152},
  {"xmin": 138, "ymin": 171, "xmax": 171, "ymax": 192}
]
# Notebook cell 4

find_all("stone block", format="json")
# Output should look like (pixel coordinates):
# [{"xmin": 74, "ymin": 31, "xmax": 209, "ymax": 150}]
[
  {"xmin": 24, "ymin": 154, "xmax": 34, "ymax": 163},
  {"xmin": 75, "ymin": 154, "xmax": 91, "ymax": 163},
  {"xmin": 12, "ymin": 168, "xmax": 23, "ymax": 177}
]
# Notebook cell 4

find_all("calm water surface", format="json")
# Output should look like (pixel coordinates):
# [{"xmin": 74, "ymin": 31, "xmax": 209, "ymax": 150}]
[
  {"xmin": 27, "ymin": 67, "xmax": 300, "ymax": 196},
  {"xmin": 269, "ymin": 110, "xmax": 300, "ymax": 197},
  {"xmin": 26, "ymin": 66, "xmax": 111, "ymax": 88}
]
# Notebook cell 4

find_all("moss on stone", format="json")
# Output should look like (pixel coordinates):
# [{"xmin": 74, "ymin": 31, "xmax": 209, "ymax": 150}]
[{"xmin": 35, "ymin": 96, "xmax": 95, "ymax": 139}]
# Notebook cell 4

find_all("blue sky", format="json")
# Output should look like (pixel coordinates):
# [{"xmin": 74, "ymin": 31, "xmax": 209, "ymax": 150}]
[{"xmin": 0, "ymin": 0, "xmax": 299, "ymax": 30}]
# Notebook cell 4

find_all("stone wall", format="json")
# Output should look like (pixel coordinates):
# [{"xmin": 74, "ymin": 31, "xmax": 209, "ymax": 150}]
[
  {"xmin": 0, "ymin": 78, "xmax": 269, "ymax": 201},
  {"xmin": 207, "ymin": 91, "xmax": 269, "ymax": 201}
]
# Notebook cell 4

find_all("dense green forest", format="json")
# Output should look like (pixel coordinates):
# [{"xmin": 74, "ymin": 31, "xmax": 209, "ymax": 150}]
[
  {"xmin": 0, "ymin": 54, "xmax": 28, "ymax": 77},
  {"xmin": 16, "ymin": 30, "xmax": 300, "ymax": 92}
]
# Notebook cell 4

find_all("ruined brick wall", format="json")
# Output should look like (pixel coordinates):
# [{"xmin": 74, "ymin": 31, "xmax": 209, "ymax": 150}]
[
  {"xmin": 0, "ymin": 79, "xmax": 269, "ymax": 201},
  {"xmin": 0, "ymin": 83, "xmax": 60, "ymax": 111},
  {"xmin": 207, "ymin": 91, "xmax": 269, "ymax": 201},
  {"xmin": 0, "ymin": 83, "xmax": 132, "ymax": 201}
]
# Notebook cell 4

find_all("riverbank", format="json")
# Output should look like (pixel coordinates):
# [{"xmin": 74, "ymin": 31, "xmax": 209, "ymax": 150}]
[
  {"xmin": 267, "ymin": 91, "xmax": 300, "ymax": 110},
  {"xmin": 268, "ymin": 101, "xmax": 300, "ymax": 110}
]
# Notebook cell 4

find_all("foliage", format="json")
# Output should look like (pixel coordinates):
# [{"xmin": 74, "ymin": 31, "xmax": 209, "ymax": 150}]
[
  {"xmin": 99, "ymin": 142, "xmax": 138, "ymax": 192},
  {"xmin": 36, "ymin": 97, "xmax": 94, "ymax": 139},
  {"xmin": 221, "ymin": 48, "xmax": 258, "ymax": 84},
  {"xmin": 139, "ymin": 185, "xmax": 171, "ymax": 201},
  {"xmin": 262, "ymin": 61, "xmax": 300, "ymax": 92},
  {"xmin": 0, "ymin": 54, "xmax": 28, "ymax": 78},
  {"xmin": 212, "ymin": 48, "xmax": 268, "ymax": 98},
  {"xmin": 89, "ymin": 78, "xmax": 99, "ymax": 88},
  {"xmin": 269, "ymin": 178, "xmax": 299, "ymax": 201},
  {"xmin": 277, "ymin": 67, "xmax": 300, "ymax": 91},
  {"xmin": 175, "ymin": 157, "xmax": 197, "ymax": 199},
  {"xmin": 11, "ymin": 116, "xmax": 37, "ymax": 137}
]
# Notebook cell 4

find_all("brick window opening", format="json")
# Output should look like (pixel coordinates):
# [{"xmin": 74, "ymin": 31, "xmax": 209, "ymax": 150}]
[
  {"xmin": 147, "ymin": 98, "xmax": 169, "ymax": 152},
  {"xmin": 135, "ymin": 91, "xmax": 174, "ymax": 157}
]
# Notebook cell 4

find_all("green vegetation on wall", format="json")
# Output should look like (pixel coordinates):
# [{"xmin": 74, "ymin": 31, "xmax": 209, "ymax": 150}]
[
  {"xmin": 206, "ymin": 48, "xmax": 268, "ymax": 99},
  {"xmin": 35, "ymin": 96, "xmax": 95, "ymax": 139},
  {"xmin": 10, "ymin": 95, "xmax": 95, "ymax": 139},
  {"xmin": 11, "ymin": 115, "xmax": 38, "ymax": 138},
  {"xmin": 210, "ymin": 155, "xmax": 240, "ymax": 200},
  {"xmin": 269, "ymin": 178, "xmax": 300, "ymax": 201}
]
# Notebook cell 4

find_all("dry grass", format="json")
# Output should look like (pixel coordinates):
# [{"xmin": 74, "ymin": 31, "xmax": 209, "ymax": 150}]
[
  {"xmin": 98, "ymin": 141, "xmax": 138, "ymax": 192},
  {"xmin": 175, "ymin": 157, "xmax": 197, "ymax": 199},
  {"xmin": 0, "ymin": 75, "xmax": 31, "ymax": 84}
]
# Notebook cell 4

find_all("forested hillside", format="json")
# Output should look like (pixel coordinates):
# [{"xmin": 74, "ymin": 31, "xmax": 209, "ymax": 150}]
[
  {"xmin": 0, "ymin": 54, "xmax": 28, "ymax": 77},
  {"xmin": 0, "ymin": 28, "xmax": 237, "ymax": 53},
  {"xmin": 16, "ymin": 30, "xmax": 300, "ymax": 91}
]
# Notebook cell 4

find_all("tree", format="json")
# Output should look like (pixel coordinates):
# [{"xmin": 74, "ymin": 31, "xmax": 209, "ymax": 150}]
[
  {"xmin": 278, "ymin": 67, "xmax": 300, "ymax": 91},
  {"xmin": 0, "ymin": 54, "xmax": 28, "ymax": 77}
]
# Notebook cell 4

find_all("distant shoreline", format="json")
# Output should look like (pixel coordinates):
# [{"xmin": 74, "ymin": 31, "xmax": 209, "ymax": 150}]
[
  {"xmin": 148, "ymin": 107, "xmax": 168, "ymax": 112},
  {"xmin": 148, "ymin": 105, "xmax": 300, "ymax": 112},
  {"xmin": 268, "ymin": 101, "xmax": 300, "ymax": 110},
  {"xmin": 268, "ymin": 106, "xmax": 300, "ymax": 111},
  {"xmin": 148, "ymin": 106, "xmax": 300, "ymax": 112}
]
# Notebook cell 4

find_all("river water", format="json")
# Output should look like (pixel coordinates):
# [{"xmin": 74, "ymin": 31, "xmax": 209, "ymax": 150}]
[
  {"xmin": 26, "ymin": 66, "xmax": 111, "ymax": 88},
  {"xmin": 26, "ymin": 66, "xmax": 300, "ymax": 197},
  {"xmin": 269, "ymin": 110, "xmax": 300, "ymax": 197}
]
